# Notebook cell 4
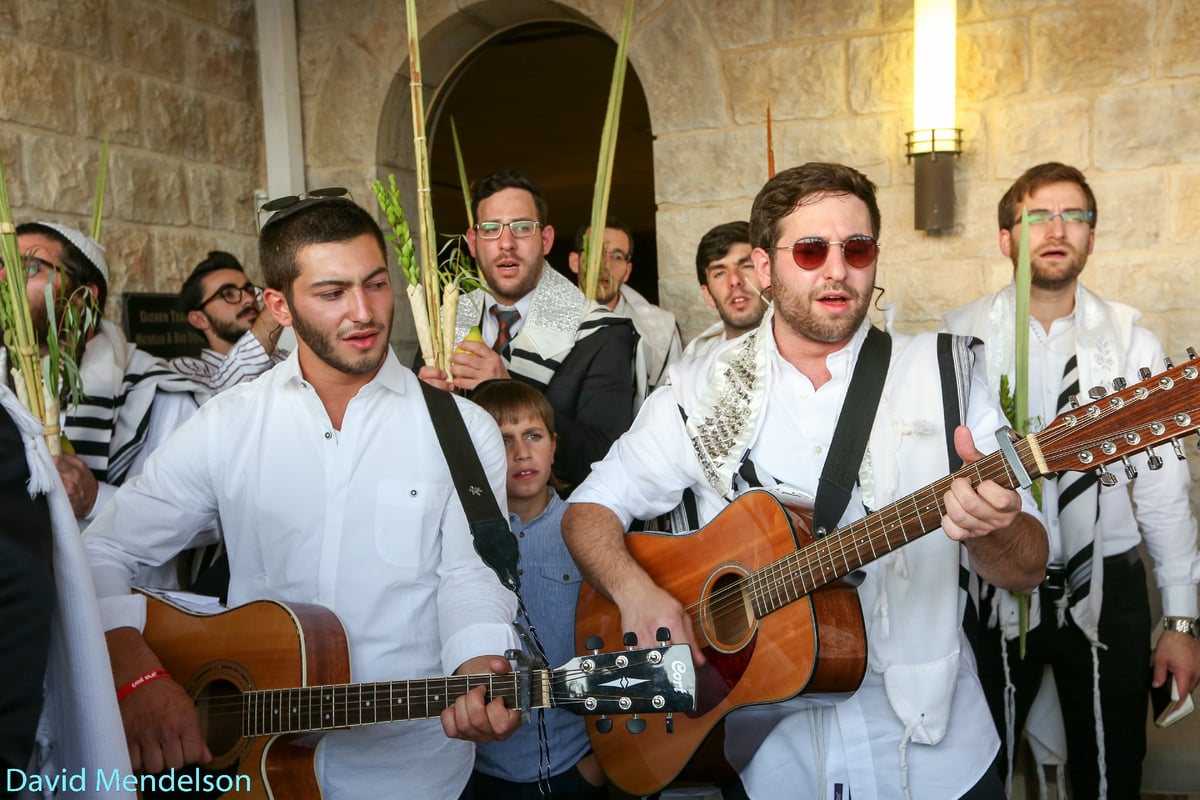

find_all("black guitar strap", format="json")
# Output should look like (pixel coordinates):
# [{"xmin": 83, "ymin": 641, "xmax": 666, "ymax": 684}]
[
  {"xmin": 419, "ymin": 381, "xmax": 521, "ymax": 594},
  {"xmin": 812, "ymin": 326, "xmax": 892, "ymax": 537}
]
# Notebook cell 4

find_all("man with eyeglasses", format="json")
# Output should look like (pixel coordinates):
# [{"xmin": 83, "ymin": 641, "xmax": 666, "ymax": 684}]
[
  {"xmin": 84, "ymin": 194, "xmax": 521, "ymax": 798},
  {"xmin": 942, "ymin": 162, "xmax": 1200, "ymax": 799},
  {"xmin": 171, "ymin": 250, "xmax": 288, "ymax": 396},
  {"xmin": 681, "ymin": 220, "xmax": 768, "ymax": 360},
  {"xmin": 563, "ymin": 162, "xmax": 1046, "ymax": 799},
  {"xmin": 422, "ymin": 168, "xmax": 638, "ymax": 490},
  {"xmin": 566, "ymin": 217, "xmax": 682, "ymax": 393},
  {"xmin": 5, "ymin": 222, "xmax": 200, "ymax": 535}
]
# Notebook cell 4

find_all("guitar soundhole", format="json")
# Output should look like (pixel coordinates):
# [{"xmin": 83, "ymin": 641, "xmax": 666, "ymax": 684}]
[
  {"xmin": 196, "ymin": 679, "xmax": 245, "ymax": 765},
  {"xmin": 703, "ymin": 570, "xmax": 754, "ymax": 652}
]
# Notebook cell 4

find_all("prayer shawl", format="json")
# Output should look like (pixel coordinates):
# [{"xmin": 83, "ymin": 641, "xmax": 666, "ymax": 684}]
[
  {"xmin": 615, "ymin": 284, "xmax": 681, "ymax": 390},
  {"xmin": 454, "ymin": 263, "xmax": 627, "ymax": 390},
  {"xmin": 0, "ymin": 384, "xmax": 131, "ymax": 799},
  {"xmin": 65, "ymin": 320, "xmax": 200, "ymax": 486}
]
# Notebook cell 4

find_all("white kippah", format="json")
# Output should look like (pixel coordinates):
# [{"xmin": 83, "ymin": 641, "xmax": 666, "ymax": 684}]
[{"xmin": 34, "ymin": 221, "xmax": 109, "ymax": 289}]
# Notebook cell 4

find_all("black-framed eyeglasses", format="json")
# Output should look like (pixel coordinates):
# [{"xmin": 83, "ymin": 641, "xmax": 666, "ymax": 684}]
[
  {"xmin": 0, "ymin": 254, "xmax": 57, "ymax": 279},
  {"xmin": 198, "ymin": 282, "xmax": 262, "ymax": 309},
  {"xmin": 257, "ymin": 187, "xmax": 353, "ymax": 232},
  {"xmin": 773, "ymin": 235, "xmax": 880, "ymax": 270},
  {"xmin": 473, "ymin": 220, "xmax": 541, "ymax": 240}
]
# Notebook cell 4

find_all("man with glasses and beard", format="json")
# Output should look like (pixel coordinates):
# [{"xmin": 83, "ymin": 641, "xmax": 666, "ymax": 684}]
[
  {"xmin": 5, "ymin": 222, "xmax": 199, "ymax": 532},
  {"xmin": 421, "ymin": 168, "xmax": 637, "ymax": 489},
  {"xmin": 85, "ymin": 194, "xmax": 521, "ymax": 797},
  {"xmin": 563, "ymin": 162, "xmax": 1047, "ymax": 799},
  {"xmin": 942, "ymin": 162, "xmax": 1200, "ymax": 799},
  {"xmin": 172, "ymin": 250, "xmax": 288, "ymax": 396},
  {"xmin": 682, "ymin": 220, "xmax": 769, "ymax": 360}
]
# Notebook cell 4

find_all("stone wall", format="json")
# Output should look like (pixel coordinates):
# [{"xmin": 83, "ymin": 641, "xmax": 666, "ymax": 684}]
[{"xmin": 0, "ymin": 0, "xmax": 263, "ymax": 324}]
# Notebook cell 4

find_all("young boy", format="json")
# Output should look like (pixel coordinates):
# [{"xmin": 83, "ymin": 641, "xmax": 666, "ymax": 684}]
[{"xmin": 467, "ymin": 380, "xmax": 606, "ymax": 799}]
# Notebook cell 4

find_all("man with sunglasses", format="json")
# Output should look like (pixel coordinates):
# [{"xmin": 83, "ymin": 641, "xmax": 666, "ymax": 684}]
[
  {"xmin": 942, "ymin": 162, "xmax": 1200, "ymax": 798},
  {"xmin": 422, "ymin": 168, "xmax": 638, "ymax": 489},
  {"xmin": 567, "ymin": 217, "xmax": 682, "ymax": 394},
  {"xmin": 6, "ymin": 222, "xmax": 199, "ymax": 536},
  {"xmin": 172, "ymin": 250, "xmax": 288, "ymax": 396},
  {"xmin": 563, "ymin": 162, "xmax": 1047, "ymax": 799},
  {"xmin": 85, "ymin": 195, "xmax": 521, "ymax": 798},
  {"xmin": 682, "ymin": 220, "xmax": 768, "ymax": 360}
]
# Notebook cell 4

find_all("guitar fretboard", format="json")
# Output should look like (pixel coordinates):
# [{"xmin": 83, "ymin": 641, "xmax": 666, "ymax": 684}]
[
  {"xmin": 241, "ymin": 671, "xmax": 549, "ymax": 737},
  {"xmin": 747, "ymin": 440, "xmax": 1032, "ymax": 617}
]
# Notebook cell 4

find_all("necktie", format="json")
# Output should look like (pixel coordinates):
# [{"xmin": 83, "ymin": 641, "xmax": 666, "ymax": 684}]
[{"xmin": 491, "ymin": 306, "xmax": 520, "ymax": 354}]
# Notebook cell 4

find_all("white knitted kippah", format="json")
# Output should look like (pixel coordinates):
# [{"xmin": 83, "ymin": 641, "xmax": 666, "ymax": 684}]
[{"xmin": 35, "ymin": 221, "xmax": 109, "ymax": 289}]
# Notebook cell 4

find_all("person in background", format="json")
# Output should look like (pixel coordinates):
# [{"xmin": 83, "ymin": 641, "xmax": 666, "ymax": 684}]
[
  {"xmin": 567, "ymin": 217, "xmax": 681, "ymax": 392},
  {"xmin": 466, "ymin": 379, "xmax": 606, "ymax": 799},
  {"xmin": 172, "ymin": 250, "xmax": 287, "ymax": 396},
  {"xmin": 941, "ymin": 161, "xmax": 1200, "ymax": 798},
  {"xmin": 682, "ymin": 220, "xmax": 767, "ymax": 360}
]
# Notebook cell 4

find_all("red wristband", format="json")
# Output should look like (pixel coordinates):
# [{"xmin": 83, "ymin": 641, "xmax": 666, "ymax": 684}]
[{"xmin": 116, "ymin": 669, "xmax": 171, "ymax": 701}]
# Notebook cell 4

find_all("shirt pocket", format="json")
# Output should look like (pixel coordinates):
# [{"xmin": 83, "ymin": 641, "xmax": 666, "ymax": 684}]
[{"xmin": 374, "ymin": 479, "xmax": 445, "ymax": 577}]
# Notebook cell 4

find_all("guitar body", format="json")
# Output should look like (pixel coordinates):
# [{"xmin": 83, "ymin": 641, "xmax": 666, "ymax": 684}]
[
  {"xmin": 575, "ymin": 491, "xmax": 868, "ymax": 796},
  {"xmin": 141, "ymin": 593, "xmax": 351, "ymax": 800}
]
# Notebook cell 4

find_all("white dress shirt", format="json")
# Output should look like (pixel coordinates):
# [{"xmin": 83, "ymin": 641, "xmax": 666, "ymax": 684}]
[
  {"xmin": 571, "ymin": 324, "xmax": 1040, "ymax": 799},
  {"xmin": 85, "ymin": 349, "xmax": 520, "ymax": 799}
]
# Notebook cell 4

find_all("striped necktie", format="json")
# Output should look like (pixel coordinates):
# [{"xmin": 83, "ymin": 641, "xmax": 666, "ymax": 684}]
[{"xmin": 491, "ymin": 306, "xmax": 520, "ymax": 355}]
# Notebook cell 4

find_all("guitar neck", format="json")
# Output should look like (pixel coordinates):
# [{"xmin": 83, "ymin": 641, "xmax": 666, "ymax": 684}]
[
  {"xmin": 241, "ymin": 671, "xmax": 549, "ymax": 737},
  {"xmin": 750, "ymin": 440, "xmax": 1037, "ymax": 616}
]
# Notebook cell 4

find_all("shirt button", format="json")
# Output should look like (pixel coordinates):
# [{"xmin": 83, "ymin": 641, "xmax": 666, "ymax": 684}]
[
  {"xmin": 815, "ymin": 445, "xmax": 824, "ymax": 455},
  {"xmin": 324, "ymin": 431, "xmax": 332, "ymax": 439},
  {"xmin": 410, "ymin": 489, "xmax": 418, "ymax": 497},
  {"xmin": 518, "ymin": 531, "xmax": 525, "ymax": 538},
  {"xmin": 562, "ymin": 574, "xmax": 570, "ymax": 582},
  {"xmin": 517, "ymin": 568, "xmax": 524, "ymax": 576}
]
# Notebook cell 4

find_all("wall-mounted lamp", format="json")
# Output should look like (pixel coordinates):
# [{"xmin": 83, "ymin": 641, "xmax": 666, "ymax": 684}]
[{"xmin": 907, "ymin": 0, "xmax": 961, "ymax": 232}]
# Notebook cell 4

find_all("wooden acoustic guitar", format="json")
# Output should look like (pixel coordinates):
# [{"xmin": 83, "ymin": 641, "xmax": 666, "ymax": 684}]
[
  {"xmin": 138, "ymin": 591, "xmax": 696, "ymax": 799},
  {"xmin": 576, "ymin": 353, "xmax": 1200, "ymax": 796}
]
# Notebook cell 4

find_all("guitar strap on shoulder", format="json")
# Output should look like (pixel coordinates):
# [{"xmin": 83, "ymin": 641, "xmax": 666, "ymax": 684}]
[
  {"xmin": 812, "ymin": 325, "xmax": 892, "ymax": 537},
  {"xmin": 419, "ymin": 381, "xmax": 522, "ymax": 595}
]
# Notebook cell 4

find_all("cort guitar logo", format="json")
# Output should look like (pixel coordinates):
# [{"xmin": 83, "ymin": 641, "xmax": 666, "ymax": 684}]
[{"xmin": 670, "ymin": 659, "xmax": 688, "ymax": 693}]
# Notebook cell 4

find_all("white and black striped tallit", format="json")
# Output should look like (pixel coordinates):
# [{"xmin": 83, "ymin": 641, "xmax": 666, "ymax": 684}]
[
  {"xmin": 64, "ymin": 321, "xmax": 200, "ymax": 486},
  {"xmin": 454, "ymin": 263, "xmax": 629, "ymax": 391}
]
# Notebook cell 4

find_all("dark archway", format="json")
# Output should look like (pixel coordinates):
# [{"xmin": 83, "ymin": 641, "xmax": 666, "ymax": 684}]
[{"xmin": 426, "ymin": 22, "xmax": 659, "ymax": 301}]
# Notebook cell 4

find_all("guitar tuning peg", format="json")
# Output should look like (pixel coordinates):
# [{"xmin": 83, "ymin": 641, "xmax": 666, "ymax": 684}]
[
  {"xmin": 626, "ymin": 715, "xmax": 646, "ymax": 734},
  {"xmin": 1164, "ymin": 356, "xmax": 1175, "ymax": 369},
  {"xmin": 1069, "ymin": 394, "xmax": 1080, "ymax": 409},
  {"xmin": 1088, "ymin": 385, "xmax": 1108, "ymax": 400},
  {"xmin": 1138, "ymin": 366, "xmax": 1153, "ymax": 381},
  {"xmin": 1120, "ymin": 455, "xmax": 1137, "ymax": 480},
  {"xmin": 1171, "ymin": 438, "xmax": 1187, "ymax": 461},
  {"xmin": 656, "ymin": 627, "xmax": 671, "ymax": 644},
  {"xmin": 1188, "ymin": 347, "xmax": 1198, "ymax": 360},
  {"xmin": 585, "ymin": 636, "xmax": 604, "ymax": 653},
  {"xmin": 665, "ymin": 712, "xmax": 675, "ymax": 734},
  {"xmin": 1096, "ymin": 466, "xmax": 1119, "ymax": 487},
  {"xmin": 595, "ymin": 716, "xmax": 612, "ymax": 734},
  {"xmin": 1146, "ymin": 445, "xmax": 1164, "ymax": 471},
  {"xmin": 623, "ymin": 632, "xmax": 639, "ymax": 649},
  {"xmin": 1112, "ymin": 377, "xmax": 1128, "ymax": 391}
]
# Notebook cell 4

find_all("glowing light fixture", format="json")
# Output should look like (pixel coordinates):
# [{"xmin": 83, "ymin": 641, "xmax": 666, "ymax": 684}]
[{"xmin": 907, "ymin": 0, "xmax": 961, "ymax": 232}]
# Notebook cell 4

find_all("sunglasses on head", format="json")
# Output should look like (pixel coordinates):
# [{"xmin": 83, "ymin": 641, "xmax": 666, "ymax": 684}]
[
  {"xmin": 773, "ymin": 235, "xmax": 880, "ymax": 270},
  {"xmin": 257, "ymin": 187, "xmax": 352, "ymax": 231}
]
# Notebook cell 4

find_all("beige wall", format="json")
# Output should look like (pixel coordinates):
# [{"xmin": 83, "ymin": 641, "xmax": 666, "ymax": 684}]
[
  {"xmin": 2, "ymin": 0, "xmax": 1198, "ymax": 366},
  {"xmin": 0, "ymin": 0, "xmax": 263, "ymax": 323}
]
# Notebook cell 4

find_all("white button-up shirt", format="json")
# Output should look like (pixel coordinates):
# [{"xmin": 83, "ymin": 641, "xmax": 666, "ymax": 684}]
[{"xmin": 86, "ymin": 349, "xmax": 520, "ymax": 798}]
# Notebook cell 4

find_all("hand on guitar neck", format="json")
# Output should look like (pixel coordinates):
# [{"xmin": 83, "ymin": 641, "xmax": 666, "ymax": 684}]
[
  {"xmin": 441, "ymin": 654, "xmax": 522, "ymax": 742},
  {"xmin": 106, "ymin": 626, "xmax": 213, "ymax": 774},
  {"xmin": 942, "ymin": 426, "xmax": 1048, "ymax": 592}
]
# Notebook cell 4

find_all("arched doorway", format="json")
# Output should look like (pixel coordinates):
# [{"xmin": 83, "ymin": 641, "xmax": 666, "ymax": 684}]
[{"xmin": 426, "ymin": 21, "xmax": 657, "ymax": 302}]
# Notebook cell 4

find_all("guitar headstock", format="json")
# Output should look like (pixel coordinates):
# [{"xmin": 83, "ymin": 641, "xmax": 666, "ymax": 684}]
[
  {"xmin": 551, "ymin": 643, "xmax": 696, "ymax": 717},
  {"xmin": 1032, "ymin": 351, "xmax": 1200, "ymax": 480}
]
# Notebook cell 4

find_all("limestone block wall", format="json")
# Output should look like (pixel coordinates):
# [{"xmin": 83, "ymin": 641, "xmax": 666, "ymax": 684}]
[{"xmin": 0, "ymin": 0, "xmax": 264, "ymax": 324}]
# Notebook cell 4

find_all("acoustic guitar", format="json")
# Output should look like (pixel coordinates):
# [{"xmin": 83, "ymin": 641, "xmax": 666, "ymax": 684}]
[
  {"xmin": 576, "ymin": 352, "xmax": 1200, "ymax": 795},
  {"xmin": 138, "ymin": 591, "xmax": 696, "ymax": 799}
]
